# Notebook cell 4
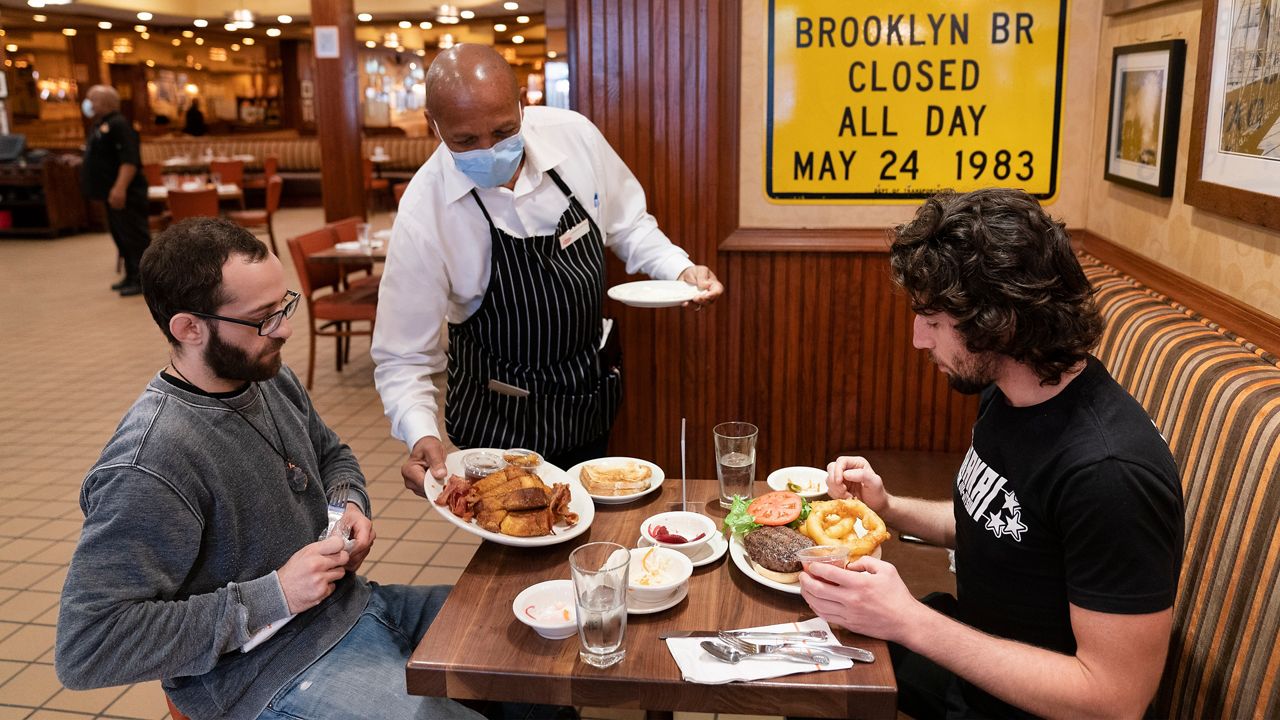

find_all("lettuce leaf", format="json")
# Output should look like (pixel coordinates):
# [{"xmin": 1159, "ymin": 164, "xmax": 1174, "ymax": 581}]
[{"xmin": 721, "ymin": 495, "xmax": 760, "ymax": 536}]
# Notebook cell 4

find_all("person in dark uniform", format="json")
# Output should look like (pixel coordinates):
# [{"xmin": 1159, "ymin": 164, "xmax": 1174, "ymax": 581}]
[
  {"xmin": 183, "ymin": 98, "xmax": 207, "ymax": 136},
  {"xmin": 82, "ymin": 84, "xmax": 150, "ymax": 296},
  {"xmin": 372, "ymin": 44, "xmax": 724, "ymax": 495}
]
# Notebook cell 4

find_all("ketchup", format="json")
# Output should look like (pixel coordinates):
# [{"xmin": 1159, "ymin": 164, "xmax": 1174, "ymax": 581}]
[{"xmin": 649, "ymin": 524, "xmax": 706, "ymax": 544}]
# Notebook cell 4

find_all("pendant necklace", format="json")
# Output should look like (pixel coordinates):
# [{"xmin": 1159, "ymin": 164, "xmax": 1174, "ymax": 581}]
[{"xmin": 169, "ymin": 362, "xmax": 309, "ymax": 492}]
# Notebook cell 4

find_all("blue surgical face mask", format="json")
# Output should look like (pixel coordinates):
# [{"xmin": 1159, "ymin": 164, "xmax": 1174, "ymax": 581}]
[
  {"xmin": 450, "ymin": 132, "xmax": 525, "ymax": 188},
  {"xmin": 438, "ymin": 112, "xmax": 526, "ymax": 188},
  {"xmin": 81, "ymin": 99, "xmax": 95, "ymax": 118}
]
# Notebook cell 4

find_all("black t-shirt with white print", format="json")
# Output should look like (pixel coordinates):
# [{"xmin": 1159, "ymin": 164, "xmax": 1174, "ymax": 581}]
[{"xmin": 950, "ymin": 355, "xmax": 1183, "ymax": 717}]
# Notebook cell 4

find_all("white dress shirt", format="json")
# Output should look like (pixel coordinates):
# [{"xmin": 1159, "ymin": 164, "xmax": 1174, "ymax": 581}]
[{"xmin": 372, "ymin": 106, "xmax": 694, "ymax": 450}]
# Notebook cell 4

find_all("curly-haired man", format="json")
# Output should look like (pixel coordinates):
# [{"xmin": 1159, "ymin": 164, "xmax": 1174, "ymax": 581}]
[{"xmin": 802, "ymin": 189, "xmax": 1184, "ymax": 719}]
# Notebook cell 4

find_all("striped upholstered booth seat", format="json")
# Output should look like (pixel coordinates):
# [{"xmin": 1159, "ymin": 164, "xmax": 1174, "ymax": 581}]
[
  {"xmin": 1081, "ymin": 251, "xmax": 1280, "ymax": 718},
  {"xmin": 140, "ymin": 135, "xmax": 438, "ymax": 174}
]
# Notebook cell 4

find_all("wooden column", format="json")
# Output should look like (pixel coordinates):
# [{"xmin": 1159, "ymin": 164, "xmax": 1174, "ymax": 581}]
[
  {"xmin": 310, "ymin": 0, "xmax": 365, "ymax": 221},
  {"xmin": 68, "ymin": 31, "xmax": 103, "ymax": 135}
]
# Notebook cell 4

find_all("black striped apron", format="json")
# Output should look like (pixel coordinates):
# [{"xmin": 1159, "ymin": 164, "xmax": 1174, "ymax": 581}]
[{"xmin": 445, "ymin": 168, "xmax": 621, "ymax": 457}]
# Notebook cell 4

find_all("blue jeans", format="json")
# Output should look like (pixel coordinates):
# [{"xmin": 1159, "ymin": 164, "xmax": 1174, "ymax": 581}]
[{"xmin": 257, "ymin": 583, "xmax": 484, "ymax": 720}]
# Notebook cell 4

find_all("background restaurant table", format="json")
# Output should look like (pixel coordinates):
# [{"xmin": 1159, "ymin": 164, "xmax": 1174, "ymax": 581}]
[
  {"xmin": 305, "ymin": 245, "xmax": 388, "ymax": 263},
  {"xmin": 407, "ymin": 477, "xmax": 903, "ymax": 720}
]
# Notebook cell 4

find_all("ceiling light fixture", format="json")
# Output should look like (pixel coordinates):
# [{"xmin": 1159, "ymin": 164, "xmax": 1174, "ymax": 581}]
[
  {"xmin": 146, "ymin": 59, "xmax": 155, "ymax": 66},
  {"xmin": 365, "ymin": 40, "xmax": 376, "ymax": 48},
  {"xmin": 224, "ymin": 23, "xmax": 237, "ymax": 31},
  {"xmin": 357, "ymin": 13, "xmax": 373, "ymax": 22},
  {"xmin": 231, "ymin": 43, "xmax": 240, "ymax": 51},
  {"xmin": 137, "ymin": 12, "xmax": 152, "ymax": 21},
  {"xmin": 438, "ymin": 32, "xmax": 455, "ymax": 49},
  {"xmin": 504, "ymin": 1, "xmax": 519, "ymax": 9},
  {"xmin": 512, "ymin": 35, "xmax": 525, "ymax": 44},
  {"xmin": 171, "ymin": 38, "xmax": 181, "ymax": 46},
  {"xmin": 494, "ymin": 23, "xmax": 507, "ymax": 32},
  {"xmin": 182, "ymin": 30, "xmax": 194, "ymax": 37},
  {"xmin": 98, "ymin": 21, "xmax": 112, "ymax": 30},
  {"xmin": 112, "ymin": 38, "xmax": 132, "ymax": 53},
  {"xmin": 62, "ymin": 28, "xmax": 76, "ymax": 36},
  {"xmin": 548, "ymin": 51, "xmax": 557, "ymax": 58},
  {"xmin": 460, "ymin": 10, "xmax": 475, "ymax": 19},
  {"xmin": 517, "ymin": 15, "xmax": 530, "ymax": 23},
  {"xmin": 139, "ymin": 32, "xmax": 149, "ymax": 39},
  {"xmin": 195, "ymin": 38, "xmax": 204, "ymax": 45},
  {"xmin": 33, "ymin": 14, "xmax": 47, "ymax": 22},
  {"xmin": 5, "ymin": 44, "xmax": 18, "ymax": 53},
  {"xmin": 420, "ymin": 21, "xmax": 432, "ymax": 29},
  {"xmin": 134, "ymin": 25, "xmax": 146, "ymax": 32},
  {"xmin": 278, "ymin": 15, "xmax": 292, "ymax": 24},
  {"xmin": 194, "ymin": 19, "xmax": 208, "ymax": 28},
  {"xmin": 26, "ymin": 0, "xmax": 45, "ymax": 7},
  {"xmin": 242, "ymin": 37, "xmax": 254, "ymax": 45},
  {"xmin": 399, "ymin": 20, "xmax": 411, "ymax": 29},
  {"xmin": 436, "ymin": 5, "xmax": 460, "ymax": 24},
  {"xmin": 266, "ymin": 28, "xmax": 281, "ymax": 37}
]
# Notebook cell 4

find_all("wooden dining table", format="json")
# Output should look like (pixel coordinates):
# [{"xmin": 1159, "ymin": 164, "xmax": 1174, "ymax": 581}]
[{"xmin": 406, "ymin": 478, "xmax": 902, "ymax": 719}]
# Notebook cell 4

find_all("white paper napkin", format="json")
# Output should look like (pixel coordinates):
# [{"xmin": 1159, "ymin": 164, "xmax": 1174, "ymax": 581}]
[{"xmin": 665, "ymin": 617, "xmax": 852, "ymax": 684}]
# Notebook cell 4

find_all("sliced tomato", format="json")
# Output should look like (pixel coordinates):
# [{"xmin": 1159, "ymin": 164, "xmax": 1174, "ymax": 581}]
[{"xmin": 748, "ymin": 491, "xmax": 803, "ymax": 526}]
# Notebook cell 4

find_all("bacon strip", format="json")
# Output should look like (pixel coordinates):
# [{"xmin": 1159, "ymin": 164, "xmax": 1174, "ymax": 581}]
[
  {"xmin": 435, "ymin": 475, "xmax": 478, "ymax": 522},
  {"xmin": 548, "ymin": 483, "xmax": 578, "ymax": 526}
]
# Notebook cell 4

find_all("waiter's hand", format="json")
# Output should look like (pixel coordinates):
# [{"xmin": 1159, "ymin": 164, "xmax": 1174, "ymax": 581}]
[
  {"xmin": 402, "ymin": 436, "xmax": 448, "ymax": 498},
  {"xmin": 678, "ymin": 265, "xmax": 724, "ymax": 308},
  {"xmin": 107, "ymin": 186, "xmax": 127, "ymax": 210}
]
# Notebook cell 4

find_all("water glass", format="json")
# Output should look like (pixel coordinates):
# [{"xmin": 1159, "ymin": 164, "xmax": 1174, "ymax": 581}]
[
  {"xmin": 713, "ymin": 421, "xmax": 758, "ymax": 508},
  {"xmin": 569, "ymin": 542, "xmax": 629, "ymax": 668},
  {"xmin": 357, "ymin": 222, "xmax": 372, "ymax": 253}
]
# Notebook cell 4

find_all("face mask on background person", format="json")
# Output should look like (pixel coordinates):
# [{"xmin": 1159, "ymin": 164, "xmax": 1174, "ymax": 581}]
[
  {"xmin": 81, "ymin": 99, "xmax": 95, "ymax": 118},
  {"xmin": 436, "ymin": 107, "xmax": 525, "ymax": 188}
]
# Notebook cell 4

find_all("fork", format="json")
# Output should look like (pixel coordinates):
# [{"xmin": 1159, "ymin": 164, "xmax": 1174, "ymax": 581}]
[
  {"xmin": 717, "ymin": 633, "xmax": 830, "ymax": 665},
  {"xmin": 718, "ymin": 631, "xmax": 875, "ymax": 663}
]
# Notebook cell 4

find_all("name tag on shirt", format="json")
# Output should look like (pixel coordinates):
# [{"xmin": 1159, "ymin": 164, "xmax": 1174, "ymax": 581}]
[{"xmin": 559, "ymin": 220, "xmax": 591, "ymax": 250}]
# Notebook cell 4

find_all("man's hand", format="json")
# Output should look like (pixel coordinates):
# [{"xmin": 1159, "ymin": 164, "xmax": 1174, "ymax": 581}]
[
  {"xmin": 678, "ymin": 265, "xmax": 724, "ymax": 307},
  {"xmin": 277, "ymin": 535, "xmax": 349, "ymax": 615},
  {"xmin": 107, "ymin": 186, "xmax": 126, "ymax": 210},
  {"xmin": 402, "ymin": 435, "xmax": 447, "ymax": 498},
  {"xmin": 339, "ymin": 502, "xmax": 375, "ymax": 571},
  {"xmin": 798, "ymin": 555, "xmax": 923, "ymax": 642},
  {"xmin": 826, "ymin": 455, "xmax": 890, "ymax": 514}
]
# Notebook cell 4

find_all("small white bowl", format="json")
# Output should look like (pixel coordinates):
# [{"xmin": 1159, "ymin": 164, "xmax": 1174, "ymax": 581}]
[
  {"xmin": 512, "ymin": 579, "xmax": 577, "ymax": 640},
  {"xmin": 640, "ymin": 511, "xmax": 717, "ymax": 555},
  {"xmin": 766, "ymin": 466, "xmax": 828, "ymax": 499},
  {"xmin": 627, "ymin": 546, "xmax": 694, "ymax": 604}
]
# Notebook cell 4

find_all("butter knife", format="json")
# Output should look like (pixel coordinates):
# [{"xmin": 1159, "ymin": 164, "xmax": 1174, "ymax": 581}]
[{"xmin": 659, "ymin": 630, "xmax": 829, "ymax": 641}]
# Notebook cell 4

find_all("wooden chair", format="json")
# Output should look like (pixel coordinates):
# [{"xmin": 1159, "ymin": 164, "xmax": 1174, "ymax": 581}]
[
  {"xmin": 142, "ymin": 162, "xmax": 164, "ymax": 187},
  {"xmin": 208, "ymin": 159, "xmax": 245, "ymax": 186},
  {"xmin": 167, "ymin": 187, "xmax": 219, "ymax": 221},
  {"xmin": 286, "ymin": 228, "xmax": 379, "ymax": 389},
  {"xmin": 242, "ymin": 155, "xmax": 278, "ymax": 191},
  {"xmin": 227, "ymin": 175, "xmax": 284, "ymax": 255},
  {"xmin": 393, "ymin": 181, "xmax": 409, "ymax": 206},
  {"xmin": 326, "ymin": 215, "xmax": 379, "ymax": 290},
  {"xmin": 363, "ymin": 157, "xmax": 390, "ymax": 211}
]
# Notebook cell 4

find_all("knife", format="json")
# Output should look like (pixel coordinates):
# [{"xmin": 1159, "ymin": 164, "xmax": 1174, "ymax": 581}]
[{"xmin": 659, "ymin": 630, "xmax": 829, "ymax": 641}]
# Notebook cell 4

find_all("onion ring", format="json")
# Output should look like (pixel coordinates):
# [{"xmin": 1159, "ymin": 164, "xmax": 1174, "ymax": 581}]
[{"xmin": 799, "ymin": 498, "xmax": 891, "ymax": 560}]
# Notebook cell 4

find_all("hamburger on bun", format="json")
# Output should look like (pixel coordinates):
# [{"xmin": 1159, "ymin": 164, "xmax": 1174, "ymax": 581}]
[{"xmin": 742, "ymin": 525, "xmax": 814, "ymax": 584}]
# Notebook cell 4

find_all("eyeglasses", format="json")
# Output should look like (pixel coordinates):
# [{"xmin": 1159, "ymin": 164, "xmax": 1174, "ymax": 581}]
[{"xmin": 184, "ymin": 290, "xmax": 300, "ymax": 336}]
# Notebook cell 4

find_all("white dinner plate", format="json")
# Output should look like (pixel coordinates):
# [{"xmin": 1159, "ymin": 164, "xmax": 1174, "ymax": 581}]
[
  {"xmin": 728, "ymin": 534, "xmax": 802, "ymax": 595},
  {"xmin": 627, "ymin": 580, "xmax": 689, "ymax": 615},
  {"xmin": 427, "ymin": 449, "xmax": 595, "ymax": 547},
  {"xmin": 637, "ymin": 530, "xmax": 729, "ymax": 568},
  {"xmin": 566, "ymin": 457, "xmax": 665, "ymax": 504},
  {"xmin": 606, "ymin": 280, "xmax": 701, "ymax": 308},
  {"xmin": 766, "ymin": 466, "xmax": 828, "ymax": 499}
]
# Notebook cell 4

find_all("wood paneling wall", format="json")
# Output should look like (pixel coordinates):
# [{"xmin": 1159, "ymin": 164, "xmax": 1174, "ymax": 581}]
[{"xmin": 569, "ymin": 0, "xmax": 978, "ymax": 477}]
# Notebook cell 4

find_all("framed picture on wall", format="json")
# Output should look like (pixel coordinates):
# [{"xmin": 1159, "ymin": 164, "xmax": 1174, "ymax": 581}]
[
  {"xmin": 1185, "ymin": 0, "xmax": 1280, "ymax": 232},
  {"xmin": 1104, "ymin": 40, "xmax": 1185, "ymax": 196}
]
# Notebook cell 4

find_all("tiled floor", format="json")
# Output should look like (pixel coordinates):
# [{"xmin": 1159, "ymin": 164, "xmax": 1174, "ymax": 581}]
[{"xmin": 0, "ymin": 210, "xmax": 780, "ymax": 720}]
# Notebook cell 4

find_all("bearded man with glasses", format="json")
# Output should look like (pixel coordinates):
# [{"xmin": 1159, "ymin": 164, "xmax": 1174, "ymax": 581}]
[{"xmin": 55, "ymin": 217, "xmax": 483, "ymax": 720}]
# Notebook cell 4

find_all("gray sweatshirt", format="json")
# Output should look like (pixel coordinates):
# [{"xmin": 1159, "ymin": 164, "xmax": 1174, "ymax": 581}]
[{"xmin": 56, "ymin": 367, "xmax": 374, "ymax": 719}]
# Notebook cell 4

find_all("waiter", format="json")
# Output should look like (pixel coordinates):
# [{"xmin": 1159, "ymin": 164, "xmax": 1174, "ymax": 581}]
[
  {"xmin": 81, "ymin": 84, "xmax": 150, "ymax": 297},
  {"xmin": 373, "ymin": 44, "xmax": 723, "ymax": 496}
]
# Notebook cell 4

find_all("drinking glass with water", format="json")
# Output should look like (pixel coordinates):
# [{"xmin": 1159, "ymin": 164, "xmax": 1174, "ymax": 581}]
[
  {"xmin": 569, "ymin": 542, "xmax": 629, "ymax": 668},
  {"xmin": 714, "ymin": 421, "xmax": 758, "ymax": 508}
]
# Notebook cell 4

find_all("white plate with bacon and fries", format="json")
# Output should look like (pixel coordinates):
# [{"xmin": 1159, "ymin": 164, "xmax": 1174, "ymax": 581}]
[{"xmin": 429, "ymin": 449, "xmax": 595, "ymax": 547}]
